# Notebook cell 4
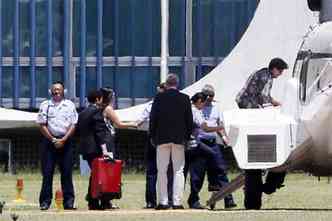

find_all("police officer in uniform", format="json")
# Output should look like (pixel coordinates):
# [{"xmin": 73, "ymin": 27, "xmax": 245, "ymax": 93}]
[{"xmin": 36, "ymin": 81, "xmax": 78, "ymax": 210}]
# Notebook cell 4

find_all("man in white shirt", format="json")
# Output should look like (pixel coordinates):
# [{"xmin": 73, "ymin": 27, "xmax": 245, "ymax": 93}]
[
  {"xmin": 196, "ymin": 84, "xmax": 236, "ymax": 209},
  {"xmin": 36, "ymin": 81, "xmax": 78, "ymax": 211}
]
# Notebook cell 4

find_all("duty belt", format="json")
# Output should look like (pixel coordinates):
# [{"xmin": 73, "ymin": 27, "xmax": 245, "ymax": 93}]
[{"xmin": 200, "ymin": 137, "xmax": 216, "ymax": 146}]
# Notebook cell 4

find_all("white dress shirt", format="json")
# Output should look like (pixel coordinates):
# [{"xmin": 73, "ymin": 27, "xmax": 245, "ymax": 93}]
[{"xmin": 36, "ymin": 99, "xmax": 78, "ymax": 137}]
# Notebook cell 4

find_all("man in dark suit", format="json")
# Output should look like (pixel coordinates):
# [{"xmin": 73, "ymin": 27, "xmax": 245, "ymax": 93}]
[
  {"xmin": 149, "ymin": 74, "xmax": 193, "ymax": 210},
  {"xmin": 77, "ymin": 90, "xmax": 113, "ymax": 210}
]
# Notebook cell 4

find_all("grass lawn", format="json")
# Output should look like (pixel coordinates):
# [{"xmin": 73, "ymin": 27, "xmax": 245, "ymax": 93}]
[{"xmin": 1, "ymin": 172, "xmax": 332, "ymax": 220}]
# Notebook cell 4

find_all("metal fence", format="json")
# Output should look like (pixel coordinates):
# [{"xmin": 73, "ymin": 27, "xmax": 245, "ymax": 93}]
[
  {"xmin": 0, "ymin": 128, "xmax": 237, "ymax": 172},
  {"xmin": 0, "ymin": 128, "xmax": 148, "ymax": 172}
]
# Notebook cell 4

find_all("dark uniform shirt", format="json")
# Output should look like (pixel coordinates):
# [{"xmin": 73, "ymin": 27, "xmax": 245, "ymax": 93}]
[{"xmin": 236, "ymin": 68, "xmax": 273, "ymax": 108}]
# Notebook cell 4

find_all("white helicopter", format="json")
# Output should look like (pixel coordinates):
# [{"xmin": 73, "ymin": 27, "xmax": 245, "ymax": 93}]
[{"xmin": 207, "ymin": 0, "xmax": 332, "ymax": 210}]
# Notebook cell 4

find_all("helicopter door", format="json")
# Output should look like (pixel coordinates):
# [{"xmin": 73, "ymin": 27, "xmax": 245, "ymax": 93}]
[{"xmin": 300, "ymin": 54, "xmax": 332, "ymax": 103}]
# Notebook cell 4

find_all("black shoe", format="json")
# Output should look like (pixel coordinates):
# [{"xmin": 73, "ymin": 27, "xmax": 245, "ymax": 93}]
[
  {"xmin": 225, "ymin": 201, "xmax": 237, "ymax": 209},
  {"xmin": 189, "ymin": 202, "xmax": 205, "ymax": 209},
  {"xmin": 262, "ymin": 183, "xmax": 277, "ymax": 195},
  {"xmin": 145, "ymin": 202, "xmax": 156, "ymax": 209},
  {"xmin": 88, "ymin": 205, "xmax": 102, "ymax": 210},
  {"xmin": 88, "ymin": 206, "xmax": 100, "ymax": 210},
  {"xmin": 0, "ymin": 201, "xmax": 5, "ymax": 214},
  {"xmin": 101, "ymin": 204, "xmax": 111, "ymax": 210},
  {"xmin": 40, "ymin": 204, "xmax": 50, "ymax": 211},
  {"xmin": 172, "ymin": 205, "xmax": 184, "ymax": 210},
  {"xmin": 208, "ymin": 185, "xmax": 221, "ymax": 192},
  {"xmin": 155, "ymin": 204, "xmax": 170, "ymax": 210},
  {"xmin": 88, "ymin": 202, "xmax": 101, "ymax": 210},
  {"xmin": 64, "ymin": 206, "xmax": 77, "ymax": 210}
]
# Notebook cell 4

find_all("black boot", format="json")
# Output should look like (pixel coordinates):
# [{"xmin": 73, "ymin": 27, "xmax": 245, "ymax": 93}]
[
  {"xmin": 101, "ymin": 197, "xmax": 112, "ymax": 210},
  {"xmin": 0, "ymin": 201, "xmax": 5, "ymax": 214},
  {"xmin": 86, "ymin": 194, "xmax": 101, "ymax": 210},
  {"xmin": 263, "ymin": 172, "xmax": 286, "ymax": 195},
  {"xmin": 224, "ymin": 195, "xmax": 237, "ymax": 209}
]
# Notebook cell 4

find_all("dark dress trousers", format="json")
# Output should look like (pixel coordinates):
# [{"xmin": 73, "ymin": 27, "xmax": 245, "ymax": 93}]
[{"xmin": 39, "ymin": 137, "xmax": 74, "ymax": 208}]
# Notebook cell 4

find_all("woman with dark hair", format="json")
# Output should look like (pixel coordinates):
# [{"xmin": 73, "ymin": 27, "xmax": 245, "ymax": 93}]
[
  {"xmin": 77, "ymin": 89, "xmax": 111, "ymax": 210},
  {"xmin": 100, "ymin": 87, "xmax": 138, "ymax": 157},
  {"xmin": 82, "ymin": 87, "xmax": 136, "ymax": 210},
  {"xmin": 100, "ymin": 87, "xmax": 137, "ymax": 134}
]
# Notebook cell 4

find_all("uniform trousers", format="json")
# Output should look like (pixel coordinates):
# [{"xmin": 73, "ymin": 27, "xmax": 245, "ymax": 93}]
[
  {"xmin": 39, "ymin": 137, "xmax": 74, "ymax": 207},
  {"xmin": 188, "ymin": 139, "xmax": 234, "ymax": 206}
]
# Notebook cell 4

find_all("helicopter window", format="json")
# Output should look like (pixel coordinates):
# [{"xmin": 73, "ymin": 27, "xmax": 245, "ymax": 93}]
[
  {"xmin": 316, "ymin": 60, "xmax": 332, "ymax": 90},
  {"xmin": 293, "ymin": 51, "xmax": 308, "ymax": 78},
  {"xmin": 299, "ymin": 53, "xmax": 310, "ymax": 103},
  {"xmin": 293, "ymin": 58, "xmax": 304, "ymax": 79},
  {"xmin": 301, "ymin": 57, "xmax": 332, "ymax": 102}
]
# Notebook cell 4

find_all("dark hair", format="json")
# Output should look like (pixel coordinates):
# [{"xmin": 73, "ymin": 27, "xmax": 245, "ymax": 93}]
[
  {"xmin": 191, "ymin": 92, "xmax": 207, "ymax": 104},
  {"xmin": 87, "ymin": 90, "xmax": 103, "ymax": 103},
  {"xmin": 158, "ymin": 82, "xmax": 166, "ymax": 90},
  {"xmin": 100, "ymin": 87, "xmax": 114, "ymax": 105},
  {"xmin": 166, "ymin": 74, "xmax": 179, "ymax": 88},
  {"xmin": 52, "ymin": 81, "xmax": 64, "ymax": 88},
  {"xmin": 268, "ymin": 58, "xmax": 288, "ymax": 71}
]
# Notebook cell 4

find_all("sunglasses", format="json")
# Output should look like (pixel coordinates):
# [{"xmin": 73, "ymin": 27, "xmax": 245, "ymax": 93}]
[{"xmin": 204, "ymin": 93, "xmax": 214, "ymax": 97}]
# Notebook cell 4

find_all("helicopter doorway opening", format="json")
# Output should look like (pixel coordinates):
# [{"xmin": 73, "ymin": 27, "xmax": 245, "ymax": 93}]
[{"xmin": 0, "ymin": 139, "xmax": 12, "ymax": 174}]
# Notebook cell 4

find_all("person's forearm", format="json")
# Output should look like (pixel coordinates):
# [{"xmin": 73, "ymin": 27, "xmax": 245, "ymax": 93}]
[
  {"xmin": 100, "ymin": 143, "xmax": 108, "ymax": 154},
  {"xmin": 114, "ymin": 122, "xmax": 136, "ymax": 129},
  {"xmin": 217, "ymin": 129, "xmax": 227, "ymax": 137},
  {"xmin": 40, "ymin": 125, "xmax": 54, "ymax": 141},
  {"xmin": 271, "ymin": 97, "xmax": 281, "ymax": 106},
  {"xmin": 106, "ymin": 107, "xmax": 137, "ymax": 129},
  {"xmin": 201, "ymin": 123, "xmax": 223, "ymax": 132}
]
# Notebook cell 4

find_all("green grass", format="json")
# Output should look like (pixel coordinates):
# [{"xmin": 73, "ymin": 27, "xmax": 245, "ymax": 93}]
[{"xmin": 1, "ymin": 172, "xmax": 332, "ymax": 221}]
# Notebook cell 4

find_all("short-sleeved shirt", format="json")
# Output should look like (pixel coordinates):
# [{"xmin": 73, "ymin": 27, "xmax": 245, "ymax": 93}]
[
  {"xmin": 199, "ymin": 102, "xmax": 223, "ymax": 139},
  {"xmin": 236, "ymin": 68, "xmax": 273, "ymax": 108},
  {"xmin": 191, "ymin": 105, "xmax": 205, "ymax": 138},
  {"xmin": 36, "ymin": 99, "xmax": 78, "ymax": 137}
]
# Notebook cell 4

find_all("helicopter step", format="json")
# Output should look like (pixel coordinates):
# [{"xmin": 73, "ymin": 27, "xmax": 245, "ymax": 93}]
[{"xmin": 206, "ymin": 173, "xmax": 245, "ymax": 209}]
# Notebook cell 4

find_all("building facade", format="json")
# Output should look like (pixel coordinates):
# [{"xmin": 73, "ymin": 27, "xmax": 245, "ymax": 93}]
[
  {"xmin": 0, "ymin": 0, "xmax": 259, "ymax": 170},
  {"xmin": 0, "ymin": 0, "xmax": 258, "ymax": 110}
]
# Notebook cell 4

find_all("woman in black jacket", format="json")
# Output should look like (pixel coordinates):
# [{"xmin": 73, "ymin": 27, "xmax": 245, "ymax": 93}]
[{"xmin": 77, "ymin": 90, "xmax": 113, "ymax": 210}]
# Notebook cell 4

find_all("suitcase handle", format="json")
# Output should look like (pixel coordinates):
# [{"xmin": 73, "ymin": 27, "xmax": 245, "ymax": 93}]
[{"xmin": 103, "ymin": 156, "xmax": 116, "ymax": 163}]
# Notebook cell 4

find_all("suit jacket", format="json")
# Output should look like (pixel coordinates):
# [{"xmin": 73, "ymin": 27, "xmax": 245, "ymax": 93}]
[
  {"xmin": 149, "ymin": 88, "xmax": 193, "ymax": 146},
  {"xmin": 77, "ymin": 104, "xmax": 109, "ymax": 159}
]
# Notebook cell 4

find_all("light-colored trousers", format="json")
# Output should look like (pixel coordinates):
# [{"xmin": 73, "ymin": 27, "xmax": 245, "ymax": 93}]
[{"xmin": 156, "ymin": 143, "xmax": 185, "ymax": 206}]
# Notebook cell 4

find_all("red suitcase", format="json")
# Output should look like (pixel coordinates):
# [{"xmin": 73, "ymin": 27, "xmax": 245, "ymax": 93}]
[{"xmin": 91, "ymin": 158, "xmax": 122, "ymax": 199}]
